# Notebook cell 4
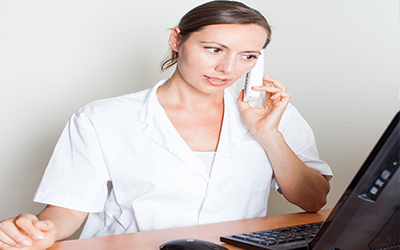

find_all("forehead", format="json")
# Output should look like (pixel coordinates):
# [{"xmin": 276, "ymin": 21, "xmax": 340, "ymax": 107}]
[{"xmin": 187, "ymin": 24, "xmax": 268, "ymax": 51}]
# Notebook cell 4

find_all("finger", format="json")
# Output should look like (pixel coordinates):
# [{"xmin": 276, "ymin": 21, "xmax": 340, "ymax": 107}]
[
  {"xmin": 237, "ymin": 89, "xmax": 252, "ymax": 112},
  {"xmin": 15, "ymin": 215, "xmax": 46, "ymax": 241},
  {"xmin": 0, "ymin": 229, "xmax": 17, "ymax": 249},
  {"xmin": 252, "ymin": 85, "xmax": 281, "ymax": 94},
  {"xmin": 263, "ymin": 75, "xmax": 287, "ymax": 92},
  {"xmin": 271, "ymin": 91, "xmax": 291, "ymax": 102},
  {"xmin": 14, "ymin": 214, "xmax": 45, "ymax": 245},
  {"xmin": 0, "ymin": 218, "xmax": 32, "ymax": 248},
  {"xmin": 34, "ymin": 220, "xmax": 55, "ymax": 235},
  {"xmin": 0, "ymin": 243, "xmax": 11, "ymax": 250},
  {"xmin": 0, "ymin": 243, "xmax": 12, "ymax": 250}
]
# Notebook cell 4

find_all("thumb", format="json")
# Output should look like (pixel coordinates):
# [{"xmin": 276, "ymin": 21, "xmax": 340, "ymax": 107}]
[
  {"xmin": 237, "ymin": 89, "xmax": 252, "ymax": 113},
  {"xmin": 33, "ymin": 220, "xmax": 57, "ymax": 240},
  {"xmin": 34, "ymin": 220, "xmax": 54, "ymax": 233},
  {"xmin": 30, "ymin": 220, "xmax": 57, "ymax": 249}
]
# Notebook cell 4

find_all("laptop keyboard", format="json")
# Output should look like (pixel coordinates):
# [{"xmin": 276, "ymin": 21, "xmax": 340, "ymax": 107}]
[{"xmin": 221, "ymin": 221, "xmax": 323, "ymax": 250}]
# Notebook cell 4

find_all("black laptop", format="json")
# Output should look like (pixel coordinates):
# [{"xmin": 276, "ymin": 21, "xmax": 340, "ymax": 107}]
[{"xmin": 221, "ymin": 111, "xmax": 400, "ymax": 250}]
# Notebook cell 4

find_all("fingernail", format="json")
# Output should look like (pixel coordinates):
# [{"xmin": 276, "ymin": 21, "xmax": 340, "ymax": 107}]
[
  {"xmin": 33, "ymin": 232, "xmax": 45, "ymax": 240},
  {"xmin": 21, "ymin": 240, "xmax": 32, "ymax": 247},
  {"xmin": 3, "ymin": 244, "xmax": 11, "ymax": 249},
  {"xmin": 36, "ymin": 221, "xmax": 47, "ymax": 228}
]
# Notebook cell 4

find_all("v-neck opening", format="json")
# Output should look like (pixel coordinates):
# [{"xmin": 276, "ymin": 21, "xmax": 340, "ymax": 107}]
[{"xmin": 155, "ymin": 85, "xmax": 226, "ymax": 154}]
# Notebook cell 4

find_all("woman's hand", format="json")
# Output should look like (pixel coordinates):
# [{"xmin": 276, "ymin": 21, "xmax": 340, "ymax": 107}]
[
  {"xmin": 238, "ymin": 76, "xmax": 330, "ymax": 212},
  {"xmin": 0, "ymin": 205, "xmax": 88, "ymax": 250},
  {"xmin": 0, "ymin": 213, "xmax": 57, "ymax": 250},
  {"xmin": 237, "ymin": 75, "xmax": 291, "ymax": 136}
]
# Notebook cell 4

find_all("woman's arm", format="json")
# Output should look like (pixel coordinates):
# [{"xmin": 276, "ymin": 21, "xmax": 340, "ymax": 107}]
[
  {"xmin": 0, "ymin": 205, "xmax": 88, "ymax": 250},
  {"xmin": 37, "ymin": 205, "xmax": 88, "ymax": 241},
  {"xmin": 253, "ymin": 129, "xmax": 330, "ymax": 212},
  {"xmin": 238, "ymin": 75, "xmax": 330, "ymax": 212}
]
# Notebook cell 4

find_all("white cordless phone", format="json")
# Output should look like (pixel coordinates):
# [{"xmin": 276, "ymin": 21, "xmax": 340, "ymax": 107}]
[{"xmin": 243, "ymin": 50, "xmax": 264, "ymax": 102}]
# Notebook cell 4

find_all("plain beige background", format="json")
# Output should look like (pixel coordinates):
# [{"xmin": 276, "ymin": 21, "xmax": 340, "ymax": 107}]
[{"xmin": 0, "ymin": 0, "xmax": 399, "ymax": 239}]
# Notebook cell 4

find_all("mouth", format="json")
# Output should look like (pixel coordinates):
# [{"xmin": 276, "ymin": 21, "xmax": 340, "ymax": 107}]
[{"xmin": 204, "ymin": 76, "xmax": 230, "ymax": 86}]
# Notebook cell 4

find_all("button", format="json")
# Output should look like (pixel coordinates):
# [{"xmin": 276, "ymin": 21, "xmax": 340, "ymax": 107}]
[
  {"xmin": 369, "ymin": 187, "xmax": 378, "ymax": 195},
  {"xmin": 380, "ymin": 169, "xmax": 391, "ymax": 180},
  {"xmin": 375, "ymin": 179, "xmax": 384, "ymax": 187}
]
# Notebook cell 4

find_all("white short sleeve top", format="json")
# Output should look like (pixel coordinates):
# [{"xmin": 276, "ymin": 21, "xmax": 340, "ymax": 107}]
[{"xmin": 34, "ymin": 80, "xmax": 332, "ymax": 238}]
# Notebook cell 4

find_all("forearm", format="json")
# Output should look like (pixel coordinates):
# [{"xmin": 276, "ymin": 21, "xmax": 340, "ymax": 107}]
[
  {"xmin": 254, "ymin": 129, "xmax": 330, "ymax": 212},
  {"xmin": 37, "ymin": 205, "xmax": 88, "ymax": 241},
  {"xmin": 237, "ymin": 76, "xmax": 330, "ymax": 212}
]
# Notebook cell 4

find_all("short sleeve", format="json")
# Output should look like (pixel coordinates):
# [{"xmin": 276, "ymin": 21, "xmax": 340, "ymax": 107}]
[
  {"xmin": 34, "ymin": 111, "xmax": 110, "ymax": 212},
  {"xmin": 271, "ymin": 104, "xmax": 333, "ymax": 193}
]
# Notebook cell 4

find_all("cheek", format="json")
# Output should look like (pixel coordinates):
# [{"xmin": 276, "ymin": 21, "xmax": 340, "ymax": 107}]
[
  {"xmin": 238, "ymin": 61, "xmax": 257, "ymax": 76},
  {"xmin": 178, "ymin": 49, "xmax": 212, "ymax": 75}
]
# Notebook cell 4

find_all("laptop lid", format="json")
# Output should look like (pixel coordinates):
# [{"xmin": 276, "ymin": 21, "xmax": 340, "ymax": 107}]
[
  {"xmin": 220, "ymin": 112, "xmax": 399, "ymax": 250},
  {"xmin": 310, "ymin": 111, "xmax": 400, "ymax": 249}
]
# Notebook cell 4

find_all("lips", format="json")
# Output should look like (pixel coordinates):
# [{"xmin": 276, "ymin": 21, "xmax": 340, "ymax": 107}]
[{"xmin": 204, "ymin": 76, "xmax": 230, "ymax": 86}]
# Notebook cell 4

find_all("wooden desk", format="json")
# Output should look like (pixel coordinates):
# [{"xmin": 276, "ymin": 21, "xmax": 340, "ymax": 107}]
[{"xmin": 49, "ymin": 209, "xmax": 331, "ymax": 250}]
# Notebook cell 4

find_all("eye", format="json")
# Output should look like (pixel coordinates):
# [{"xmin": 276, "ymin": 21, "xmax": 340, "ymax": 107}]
[
  {"xmin": 243, "ymin": 54, "xmax": 258, "ymax": 61},
  {"xmin": 205, "ymin": 47, "xmax": 223, "ymax": 54}
]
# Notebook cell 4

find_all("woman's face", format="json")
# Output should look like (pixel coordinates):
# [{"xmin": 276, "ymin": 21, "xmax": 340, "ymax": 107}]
[{"xmin": 171, "ymin": 23, "xmax": 268, "ymax": 96}]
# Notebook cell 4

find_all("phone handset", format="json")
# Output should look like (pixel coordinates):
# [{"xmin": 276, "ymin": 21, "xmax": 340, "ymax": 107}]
[{"xmin": 243, "ymin": 50, "xmax": 264, "ymax": 102}]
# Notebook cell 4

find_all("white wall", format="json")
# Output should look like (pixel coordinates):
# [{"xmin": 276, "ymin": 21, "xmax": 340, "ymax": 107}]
[{"xmin": 0, "ymin": 0, "xmax": 399, "ymax": 237}]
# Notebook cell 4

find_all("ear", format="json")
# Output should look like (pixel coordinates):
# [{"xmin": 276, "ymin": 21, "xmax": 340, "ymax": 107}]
[{"xmin": 168, "ymin": 28, "xmax": 181, "ymax": 52}]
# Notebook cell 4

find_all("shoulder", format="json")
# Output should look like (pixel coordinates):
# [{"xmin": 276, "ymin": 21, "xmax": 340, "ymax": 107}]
[
  {"xmin": 75, "ymin": 78, "xmax": 169, "ymax": 119},
  {"xmin": 73, "ymin": 88, "xmax": 151, "ymax": 122},
  {"xmin": 276, "ymin": 103, "xmax": 315, "ymax": 138}
]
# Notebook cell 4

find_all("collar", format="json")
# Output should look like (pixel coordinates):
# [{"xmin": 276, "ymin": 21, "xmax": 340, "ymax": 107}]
[{"xmin": 137, "ymin": 80, "xmax": 250, "ymax": 181}]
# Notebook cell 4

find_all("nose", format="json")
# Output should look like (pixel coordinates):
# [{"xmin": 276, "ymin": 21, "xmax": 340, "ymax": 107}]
[{"xmin": 215, "ymin": 55, "xmax": 236, "ymax": 74}]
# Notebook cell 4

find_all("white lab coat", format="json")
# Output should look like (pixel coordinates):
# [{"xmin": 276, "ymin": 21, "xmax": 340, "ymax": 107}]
[{"xmin": 34, "ymin": 79, "xmax": 332, "ymax": 238}]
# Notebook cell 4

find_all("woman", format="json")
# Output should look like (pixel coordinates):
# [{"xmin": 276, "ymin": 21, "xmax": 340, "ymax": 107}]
[{"xmin": 0, "ymin": 1, "xmax": 332, "ymax": 249}]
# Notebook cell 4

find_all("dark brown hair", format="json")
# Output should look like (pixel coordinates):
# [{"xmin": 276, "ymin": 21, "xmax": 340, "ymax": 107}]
[{"xmin": 161, "ymin": 0, "xmax": 272, "ymax": 71}]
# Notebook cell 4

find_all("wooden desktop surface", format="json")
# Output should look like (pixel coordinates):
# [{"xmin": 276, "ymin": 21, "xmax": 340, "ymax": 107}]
[{"xmin": 48, "ymin": 209, "xmax": 331, "ymax": 250}]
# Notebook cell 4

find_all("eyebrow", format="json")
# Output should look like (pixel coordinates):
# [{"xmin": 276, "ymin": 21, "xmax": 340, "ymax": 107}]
[{"xmin": 200, "ymin": 41, "xmax": 261, "ymax": 55}]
